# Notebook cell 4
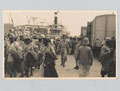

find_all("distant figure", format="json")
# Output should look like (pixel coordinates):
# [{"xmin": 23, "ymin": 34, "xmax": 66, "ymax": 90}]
[
  {"xmin": 74, "ymin": 38, "xmax": 82, "ymax": 70},
  {"xmin": 95, "ymin": 38, "xmax": 101, "ymax": 58},
  {"xmin": 68, "ymin": 37, "xmax": 73, "ymax": 55},
  {"xmin": 110, "ymin": 37, "xmax": 116, "ymax": 49},
  {"xmin": 76, "ymin": 37, "xmax": 93, "ymax": 77},
  {"xmin": 72, "ymin": 38, "xmax": 77, "ymax": 54},
  {"xmin": 101, "ymin": 39, "xmax": 106, "ymax": 47},
  {"xmin": 54, "ymin": 39, "xmax": 60, "ymax": 54},
  {"xmin": 57, "ymin": 35, "xmax": 69, "ymax": 67}
]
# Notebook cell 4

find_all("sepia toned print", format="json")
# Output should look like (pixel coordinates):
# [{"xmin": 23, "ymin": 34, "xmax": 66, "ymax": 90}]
[{"xmin": 3, "ymin": 10, "xmax": 117, "ymax": 79}]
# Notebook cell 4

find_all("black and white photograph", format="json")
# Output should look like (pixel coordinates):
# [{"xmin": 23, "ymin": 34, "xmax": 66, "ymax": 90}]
[{"xmin": 3, "ymin": 10, "xmax": 117, "ymax": 79}]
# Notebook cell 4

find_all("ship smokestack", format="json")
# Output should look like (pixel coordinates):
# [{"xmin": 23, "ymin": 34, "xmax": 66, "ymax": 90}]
[{"xmin": 54, "ymin": 11, "xmax": 58, "ymax": 28}]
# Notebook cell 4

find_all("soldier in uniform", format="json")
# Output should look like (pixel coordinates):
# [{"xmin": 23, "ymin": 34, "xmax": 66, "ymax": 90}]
[
  {"xmin": 17, "ymin": 36, "xmax": 25, "ymax": 77},
  {"xmin": 74, "ymin": 38, "xmax": 82, "ymax": 70},
  {"xmin": 23, "ymin": 38, "xmax": 37, "ymax": 77},
  {"xmin": 8, "ymin": 37, "xmax": 23, "ymax": 77},
  {"xmin": 99, "ymin": 38, "xmax": 111, "ymax": 77},
  {"xmin": 68, "ymin": 37, "xmax": 73, "ymax": 55},
  {"xmin": 4, "ymin": 37, "xmax": 10, "ymax": 74},
  {"xmin": 37, "ymin": 38, "xmax": 44, "ymax": 69},
  {"xmin": 6, "ymin": 37, "xmax": 14, "ymax": 77},
  {"xmin": 57, "ymin": 35, "xmax": 69, "ymax": 67},
  {"xmin": 54, "ymin": 39, "xmax": 60, "ymax": 55},
  {"xmin": 31, "ymin": 37, "xmax": 40, "ymax": 69},
  {"xmin": 76, "ymin": 37, "xmax": 93, "ymax": 77}
]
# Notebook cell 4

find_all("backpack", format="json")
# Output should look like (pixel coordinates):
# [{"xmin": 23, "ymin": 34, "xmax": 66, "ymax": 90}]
[
  {"xmin": 24, "ymin": 44, "xmax": 39, "ymax": 61},
  {"xmin": 8, "ymin": 42, "xmax": 23, "ymax": 61}
]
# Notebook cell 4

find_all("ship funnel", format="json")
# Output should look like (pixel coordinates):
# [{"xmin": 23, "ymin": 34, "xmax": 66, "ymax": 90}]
[{"xmin": 54, "ymin": 11, "xmax": 59, "ymax": 28}]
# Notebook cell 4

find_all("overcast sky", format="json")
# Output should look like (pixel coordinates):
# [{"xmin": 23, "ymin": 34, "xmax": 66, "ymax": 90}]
[{"xmin": 3, "ymin": 10, "xmax": 116, "ymax": 36}]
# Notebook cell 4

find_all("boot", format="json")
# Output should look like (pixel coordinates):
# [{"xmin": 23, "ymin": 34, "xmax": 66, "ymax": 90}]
[
  {"xmin": 76, "ymin": 66, "xmax": 79, "ymax": 70},
  {"xmin": 73, "ymin": 66, "xmax": 77, "ymax": 69}
]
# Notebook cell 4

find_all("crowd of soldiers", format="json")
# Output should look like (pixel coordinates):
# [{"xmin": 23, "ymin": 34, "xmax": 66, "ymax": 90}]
[{"xmin": 4, "ymin": 30, "xmax": 116, "ymax": 77}]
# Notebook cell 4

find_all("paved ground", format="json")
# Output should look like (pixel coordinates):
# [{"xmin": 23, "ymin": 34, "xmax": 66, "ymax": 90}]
[
  {"xmin": 32, "ymin": 55, "xmax": 102, "ymax": 78},
  {"xmin": 5, "ymin": 55, "xmax": 102, "ymax": 78}
]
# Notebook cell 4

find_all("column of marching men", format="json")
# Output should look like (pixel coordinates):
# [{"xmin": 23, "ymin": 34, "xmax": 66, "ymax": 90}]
[{"xmin": 4, "ymin": 30, "xmax": 116, "ymax": 77}]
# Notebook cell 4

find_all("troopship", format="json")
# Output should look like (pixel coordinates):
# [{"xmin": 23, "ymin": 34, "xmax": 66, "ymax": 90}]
[{"xmin": 4, "ymin": 11, "xmax": 69, "ymax": 39}]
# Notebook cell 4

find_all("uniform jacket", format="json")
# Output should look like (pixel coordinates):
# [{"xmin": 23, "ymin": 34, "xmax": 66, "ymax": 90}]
[
  {"xmin": 58, "ymin": 39, "xmax": 69, "ymax": 52},
  {"xmin": 76, "ymin": 45, "xmax": 93, "ymax": 65}
]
